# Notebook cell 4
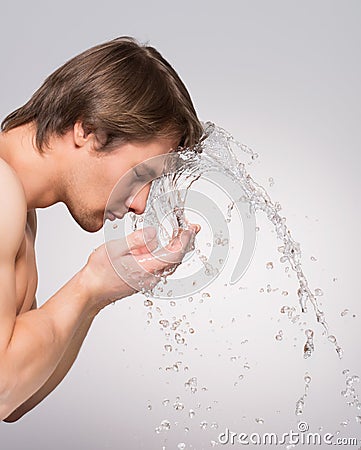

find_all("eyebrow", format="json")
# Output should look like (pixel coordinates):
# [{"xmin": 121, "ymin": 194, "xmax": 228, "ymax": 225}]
[{"xmin": 136, "ymin": 164, "xmax": 158, "ymax": 179}]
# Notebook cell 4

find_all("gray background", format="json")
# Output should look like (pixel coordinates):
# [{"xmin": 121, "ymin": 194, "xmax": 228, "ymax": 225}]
[{"xmin": 1, "ymin": 1, "xmax": 360, "ymax": 449}]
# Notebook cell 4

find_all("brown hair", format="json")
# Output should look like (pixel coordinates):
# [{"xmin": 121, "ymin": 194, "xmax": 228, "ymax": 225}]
[{"xmin": 1, "ymin": 36, "xmax": 203, "ymax": 152}]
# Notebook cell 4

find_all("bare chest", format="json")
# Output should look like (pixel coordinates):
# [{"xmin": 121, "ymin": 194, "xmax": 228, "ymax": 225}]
[{"xmin": 15, "ymin": 215, "xmax": 38, "ymax": 315}]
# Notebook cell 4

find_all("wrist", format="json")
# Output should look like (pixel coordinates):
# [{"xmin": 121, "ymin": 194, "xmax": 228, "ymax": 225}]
[{"xmin": 76, "ymin": 266, "xmax": 103, "ymax": 318}]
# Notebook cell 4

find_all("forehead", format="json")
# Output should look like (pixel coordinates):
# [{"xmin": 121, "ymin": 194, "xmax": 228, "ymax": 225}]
[
  {"xmin": 138, "ymin": 137, "xmax": 180, "ymax": 155},
  {"xmin": 128, "ymin": 137, "xmax": 179, "ymax": 165}
]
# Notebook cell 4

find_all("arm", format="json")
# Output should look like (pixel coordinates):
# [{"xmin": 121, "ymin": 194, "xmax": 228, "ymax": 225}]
[
  {"xmin": 0, "ymin": 266, "xmax": 96, "ymax": 421},
  {"xmin": 3, "ymin": 303, "xmax": 95, "ymax": 422},
  {"xmin": 0, "ymin": 162, "xmax": 98, "ymax": 420}
]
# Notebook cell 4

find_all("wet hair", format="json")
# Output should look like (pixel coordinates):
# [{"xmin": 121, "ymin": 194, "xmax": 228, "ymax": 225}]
[{"xmin": 1, "ymin": 36, "xmax": 203, "ymax": 152}]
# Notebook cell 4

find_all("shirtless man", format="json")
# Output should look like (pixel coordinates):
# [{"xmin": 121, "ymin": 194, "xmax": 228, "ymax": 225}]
[{"xmin": 0, "ymin": 37, "xmax": 202, "ymax": 422}]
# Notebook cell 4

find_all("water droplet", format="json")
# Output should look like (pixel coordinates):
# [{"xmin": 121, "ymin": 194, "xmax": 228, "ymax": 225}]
[
  {"xmin": 305, "ymin": 329, "xmax": 314, "ymax": 338},
  {"xmin": 304, "ymin": 329, "xmax": 315, "ymax": 359},
  {"xmin": 200, "ymin": 421, "xmax": 208, "ymax": 430},
  {"xmin": 295, "ymin": 398, "xmax": 304, "ymax": 415},
  {"xmin": 160, "ymin": 419, "xmax": 171, "ymax": 431},
  {"xmin": 173, "ymin": 400, "xmax": 184, "ymax": 411},
  {"xmin": 175, "ymin": 333, "xmax": 185, "ymax": 344},
  {"xmin": 185, "ymin": 377, "xmax": 197, "ymax": 392}
]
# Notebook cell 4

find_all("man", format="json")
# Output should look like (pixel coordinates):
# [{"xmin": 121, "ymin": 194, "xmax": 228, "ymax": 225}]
[{"xmin": 0, "ymin": 37, "xmax": 202, "ymax": 422}]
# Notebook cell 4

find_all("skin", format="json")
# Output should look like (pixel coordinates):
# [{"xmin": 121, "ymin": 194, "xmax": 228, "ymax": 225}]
[{"xmin": 0, "ymin": 122, "xmax": 199, "ymax": 422}]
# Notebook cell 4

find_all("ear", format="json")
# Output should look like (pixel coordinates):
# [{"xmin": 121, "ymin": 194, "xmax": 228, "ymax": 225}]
[{"xmin": 73, "ymin": 122, "xmax": 95, "ymax": 148}]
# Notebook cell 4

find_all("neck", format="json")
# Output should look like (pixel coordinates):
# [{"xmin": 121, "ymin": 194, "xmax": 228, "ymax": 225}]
[{"xmin": 0, "ymin": 123, "xmax": 61, "ymax": 210}]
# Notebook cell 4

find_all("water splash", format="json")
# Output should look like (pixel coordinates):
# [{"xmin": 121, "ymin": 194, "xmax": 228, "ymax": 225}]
[
  {"xmin": 135, "ymin": 122, "xmax": 342, "ymax": 358},
  {"xmin": 132, "ymin": 122, "xmax": 360, "ymax": 438},
  {"xmin": 295, "ymin": 373, "xmax": 312, "ymax": 415}
]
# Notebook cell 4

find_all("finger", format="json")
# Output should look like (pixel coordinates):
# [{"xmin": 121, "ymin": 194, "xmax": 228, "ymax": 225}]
[
  {"xmin": 187, "ymin": 223, "xmax": 201, "ymax": 233},
  {"xmin": 138, "ymin": 228, "xmax": 196, "ymax": 271},
  {"xmin": 117, "ymin": 227, "xmax": 157, "ymax": 253},
  {"xmin": 130, "ymin": 233, "xmax": 159, "ymax": 255}
]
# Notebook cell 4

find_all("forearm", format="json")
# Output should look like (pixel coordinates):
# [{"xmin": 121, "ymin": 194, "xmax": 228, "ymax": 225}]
[
  {"xmin": 0, "ymin": 268, "xmax": 98, "ymax": 420},
  {"xmin": 3, "ymin": 311, "xmax": 96, "ymax": 422}
]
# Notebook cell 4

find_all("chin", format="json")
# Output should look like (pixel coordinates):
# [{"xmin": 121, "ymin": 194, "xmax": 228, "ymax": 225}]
[
  {"xmin": 88, "ymin": 223, "xmax": 103, "ymax": 233},
  {"xmin": 78, "ymin": 216, "xmax": 104, "ymax": 233}
]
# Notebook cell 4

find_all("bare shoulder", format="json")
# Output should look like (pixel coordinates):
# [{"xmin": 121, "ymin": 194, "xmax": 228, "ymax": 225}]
[{"xmin": 0, "ymin": 158, "xmax": 27, "ymax": 259}]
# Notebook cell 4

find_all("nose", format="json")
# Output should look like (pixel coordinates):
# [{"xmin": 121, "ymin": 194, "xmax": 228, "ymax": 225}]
[{"xmin": 125, "ymin": 184, "xmax": 151, "ymax": 215}]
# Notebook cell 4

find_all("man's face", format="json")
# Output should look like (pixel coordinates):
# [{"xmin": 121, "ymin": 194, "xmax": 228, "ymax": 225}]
[{"xmin": 63, "ymin": 137, "xmax": 178, "ymax": 232}]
